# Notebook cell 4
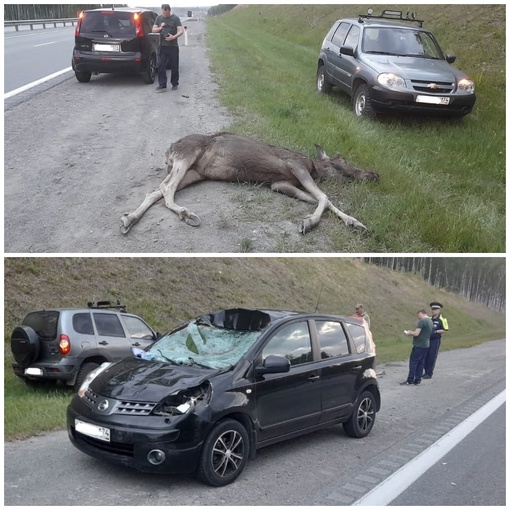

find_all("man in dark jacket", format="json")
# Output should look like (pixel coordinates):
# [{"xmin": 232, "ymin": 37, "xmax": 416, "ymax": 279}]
[
  {"xmin": 153, "ymin": 4, "xmax": 184, "ymax": 91},
  {"xmin": 423, "ymin": 301, "xmax": 449, "ymax": 379}
]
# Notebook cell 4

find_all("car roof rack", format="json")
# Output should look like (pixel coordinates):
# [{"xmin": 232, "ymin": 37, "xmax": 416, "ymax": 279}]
[
  {"xmin": 87, "ymin": 300, "xmax": 127, "ymax": 312},
  {"xmin": 359, "ymin": 9, "xmax": 425, "ymax": 28}
]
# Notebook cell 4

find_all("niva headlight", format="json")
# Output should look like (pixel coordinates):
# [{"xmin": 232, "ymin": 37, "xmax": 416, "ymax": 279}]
[
  {"xmin": 458, "ymin": 78, "xmax": 475, "ymax": 94},
  {"xmin": 152, "ymin": 382, "xmax": 211, "ymax": 416},
  {"xmin": 377, "ymin": 73, "xmax": 406, "ymax": 89}
]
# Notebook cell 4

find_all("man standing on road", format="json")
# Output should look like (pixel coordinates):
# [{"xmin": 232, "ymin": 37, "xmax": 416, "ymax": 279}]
[
  {"xmin": 153, "ymin": 4, "xmax": 184, "ymax": 91},
  {"xmin": 401, "ymin": 309, "xmax": 433, "ymax": 386},
  {"xmin": 423, "ymin": 301, "xmax": 449, "ymax": 379}
]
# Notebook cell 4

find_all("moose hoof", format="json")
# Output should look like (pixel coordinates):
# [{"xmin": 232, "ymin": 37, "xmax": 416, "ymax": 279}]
[
  {"xmin": 350, "ymin": 219, "xmax": 368, "ymax": 231},
  {"xmin": 120, "ymin": 215, "xmax": 134, "ymax": 235},
  {"xmin": 182, "ymin": 211, "xmax": 201, "ymax": 227},
  {"xmin": 298, "ymin": 218, "xmax": 314, "ymax": 235}
]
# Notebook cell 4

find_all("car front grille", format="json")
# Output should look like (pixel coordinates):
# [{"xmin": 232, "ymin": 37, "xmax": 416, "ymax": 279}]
[
  {"xmin": 411, "ymin": 80, "xmax": 455, "ymax": 94},
  {"xmin": 84, "ymin": 388, "xmax": 156, "ymax": 416}
]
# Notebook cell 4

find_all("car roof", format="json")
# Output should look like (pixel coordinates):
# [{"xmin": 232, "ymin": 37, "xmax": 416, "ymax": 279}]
[
  {"xmin": 84, "ymin": 7, "xmax": 155, "ymax": 13},
  {"xmin": 338, "ymin": 17, "xmax": 429, "ymax": 31}
]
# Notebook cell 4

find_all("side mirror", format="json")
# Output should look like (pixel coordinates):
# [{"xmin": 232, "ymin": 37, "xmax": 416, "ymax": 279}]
[
  {"xmin": 445, "ymin": 54, "xmax": 456, "ymax": 64},
  {"xmin": 255, "ymin": 355, "xmax": 290, "ymax": 377},
  {"xmin": 340, "ymin": 46, "xmax": 355, "ymax": 57},
  {"xmin": 155, "ymin": 332, "xmax": 162, "ymax": 340}
]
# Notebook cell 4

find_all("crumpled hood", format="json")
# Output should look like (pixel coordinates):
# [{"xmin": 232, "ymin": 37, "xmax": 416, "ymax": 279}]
[
  {"xmin": 361, "ymin": 55, "xmax": 462, "ymax": 82},
  {"xmin": 90, "ymin": 358, "xmax": 217, "ymax": 402}
]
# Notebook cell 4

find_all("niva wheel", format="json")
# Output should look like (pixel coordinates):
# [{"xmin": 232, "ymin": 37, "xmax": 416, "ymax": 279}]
[
  {"xmin": 197, "ymin": 419, "xmax": 249, "ymax": 486},
  {"xmin": 343, "ymin": 390, "xmax": 376, "ymax": 438},
  {"xmin": 353, "ymin": 84, "xmax": 376, "ymax": 118}
]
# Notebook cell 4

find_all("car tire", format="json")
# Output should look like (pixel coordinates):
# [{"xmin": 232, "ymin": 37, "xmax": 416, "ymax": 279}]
[
  {"xmin": 317, "ymin": 65, "xmax": 332, "ymax": 94},
  {"xmin": 11, "ymin": 326, "xmax": 40, "ymax": 367},
  {"xmin": 196, "ymin": 419, "xmax": 249, "ymax": 487},
  {"xmin": 74, "ymin": 361, "xmax": 100, "ymax": 392},
  {"xmin": 353, "ymin": 84, "xmax": 376, "ymax": 118},
  {"xmin": 142, "ymin": 54, "xmax": 157, "ymax": 84},
  {"xmin": 343, "ymin": 390, "xmax": 376, "ymax": 438},
  {"xmin": 75, "ymin": 71, "xmax": 92, "ymax": 83}
]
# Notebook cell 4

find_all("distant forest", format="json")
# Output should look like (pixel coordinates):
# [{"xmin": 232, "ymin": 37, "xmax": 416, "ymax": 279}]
[
  {"xmin": 365, "ymin": 258, "xmax": 505, "ymax": 311},
  {"xmin": 4, "ymin": 5, "xmax": 125, "ymax": 20}
]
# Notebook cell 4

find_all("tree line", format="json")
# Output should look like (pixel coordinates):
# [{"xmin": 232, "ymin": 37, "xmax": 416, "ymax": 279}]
[
  {"xmin": 364, "ymin": 257, "xmax": 505, "ymax": 312},
  {"xmin": 4, "ymin": 5, "xmax": 126, "ymax": 20},
  {"xmin": 207, "ymin": 5, "xmax": 237, "ymax": 17}
]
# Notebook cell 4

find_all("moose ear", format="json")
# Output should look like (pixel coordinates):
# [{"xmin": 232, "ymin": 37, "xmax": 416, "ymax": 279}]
[{"xmin": 315, "ymin": 144, "xmax": 330, "ymax": 160}]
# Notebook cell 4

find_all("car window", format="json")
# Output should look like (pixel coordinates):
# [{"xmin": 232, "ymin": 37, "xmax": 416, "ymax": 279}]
[
  {"xmin": 73, "ymin": 313, "xmax": 94, "ymax": 335},
  {"xmin": 93, "ymin": 313, "xmax": 125, "ymax": 337},
  {"xmin": 81, "ymin": 11, "xmax": 136, "ymax": 37},
  {"xmin": 262, "ymin": 321, "xmax": 312, "ymax": 366},
  {"xmin": 344, "ymin": 25, "xmax": 360, "ymax": 50},
  {"xmin": 122, "ymin": 315, "xmax": 154, "ymax": 340},
  {"xmin": 22, "ymin": 311, "xmax": 59, "ymax": 340},
  {"xmin": 331, "ymin": 22, "xmax": 350, "ymax": 47},
  {"xmin": 344, "ymin": 322, "xmax": 366, "ymax": 353},
  {"xmin": 316, "ymin": 320, "xmax": 350, "ymax": 358}
]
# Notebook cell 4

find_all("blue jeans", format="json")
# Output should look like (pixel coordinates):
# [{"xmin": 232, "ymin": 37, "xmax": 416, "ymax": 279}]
[
  {"xmin": 407, "ymin": 346, "xmax": 429, "ymax": 383},
  {"xmin": 424, "ymin": 337, "xmax": 441, "ymax": 377},
  {"xmin": 158, "ymin": 45, "xmax": 179, "ymax": 87}
]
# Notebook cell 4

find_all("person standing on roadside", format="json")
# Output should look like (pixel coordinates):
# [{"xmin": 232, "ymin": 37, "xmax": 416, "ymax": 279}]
[
  {"xmin": 153, "ymin": 4, "xmax": 184, "ymax": 91},
  {"xmin": 423, "ymin": 301, "xmax": 449, "ymax": 379},
  {"xmin": 401, "ymin": 309, "xmax": 433, "ymax": 386},
  {"xmin": 354, "ymin": 304, "xmax": 371, "ymax": 328}
]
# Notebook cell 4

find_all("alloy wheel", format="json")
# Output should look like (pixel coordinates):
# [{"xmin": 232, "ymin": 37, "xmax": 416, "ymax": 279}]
[
  {"xmin": 356, "ymin": 396, "xmax": 375, "ymax": 432},
  {"xmin": 211, "ymin": 429, "xmax": 245, "ymax": 478}
]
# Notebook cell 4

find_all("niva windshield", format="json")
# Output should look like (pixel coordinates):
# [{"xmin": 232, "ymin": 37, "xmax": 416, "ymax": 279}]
[
  {"xmin": 363, "ymin": 27, "xmax": 442, "ymax": 59},
  {"xmin": 145, "ymin": 309, "xmax": 271, "ymax": 369}
]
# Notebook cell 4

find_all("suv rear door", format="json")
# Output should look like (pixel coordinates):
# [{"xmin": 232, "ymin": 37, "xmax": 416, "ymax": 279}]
[{"xmin": 312, "ymin": 318, "xmax": 374, "ymax": 423}]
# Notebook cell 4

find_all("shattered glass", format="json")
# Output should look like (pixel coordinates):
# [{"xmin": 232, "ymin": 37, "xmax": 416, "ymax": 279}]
[{"xmin": 144, "ymin": 309, "xmax": 269, "ymax": 369}]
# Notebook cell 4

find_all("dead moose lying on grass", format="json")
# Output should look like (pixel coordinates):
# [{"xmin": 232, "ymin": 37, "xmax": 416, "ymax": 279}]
[{"xmin": 120, "ymin": 133, "xmax": 379, "ymax": 235}]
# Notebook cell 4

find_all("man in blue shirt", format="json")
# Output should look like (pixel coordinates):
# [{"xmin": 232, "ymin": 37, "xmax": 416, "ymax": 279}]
[{"xmin": 423, "ymin": 301, "xmax": 449, "ymax": 379}]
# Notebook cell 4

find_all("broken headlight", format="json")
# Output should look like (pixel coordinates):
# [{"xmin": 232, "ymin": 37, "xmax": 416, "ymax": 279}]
[{"xmin": 152, "ymin": 382, "xmax": 211, "ymax": 416}]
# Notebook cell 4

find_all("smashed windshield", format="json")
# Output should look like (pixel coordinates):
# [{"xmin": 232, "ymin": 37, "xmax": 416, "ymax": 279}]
[
  {"xmin": 363, "ymin": 27, "xmax": 442, "ymax": 59},
  {"xmin": 144, "ymin": 309, "xmax": 271, "ymax": 369}
]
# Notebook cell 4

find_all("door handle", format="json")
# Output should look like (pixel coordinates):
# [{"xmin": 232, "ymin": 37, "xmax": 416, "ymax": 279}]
[
  {"xmin": 308, "ymin": 374, "xmax": 320, "ymax": 382},
  {"xmin": 132, "ymin": 342, "xmax": 141, "ymax": 347},
  {"xmin": 353, "ymin": 365, "xmax": 363, "ymax": 371},
  {"xmin": 98, "ymin": 341, "xmax": 108, "ymax": 346}
]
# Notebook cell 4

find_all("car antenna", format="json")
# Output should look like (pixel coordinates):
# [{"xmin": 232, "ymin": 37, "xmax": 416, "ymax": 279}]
[{"xmin": 314, "ymin": 283, "xmax": 324, "ymax": 313}]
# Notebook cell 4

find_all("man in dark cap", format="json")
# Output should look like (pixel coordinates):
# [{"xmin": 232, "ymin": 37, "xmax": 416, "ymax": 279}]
[
  {"xmin": 354, "ymin": 304, "xmax": 371, "ymax": 328},
  {"xmin": 423, "ymin": 302, "xmax": 449, "ymax": 379}
]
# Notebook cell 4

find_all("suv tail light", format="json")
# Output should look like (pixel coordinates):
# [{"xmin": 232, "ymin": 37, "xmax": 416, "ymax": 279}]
[
  {"xmin": 133, "ymin": 12, "xmax": 144, "ymax": 38},
  {"xmin": 75, "ymin": 11, "xmax": 84, "ymax": 36},
  {"xmin": 59, "ymin": 335, "xmax": 71, "ymax": 355}
]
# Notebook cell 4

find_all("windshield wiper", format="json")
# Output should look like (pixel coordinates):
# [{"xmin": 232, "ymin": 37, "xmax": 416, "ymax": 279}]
[
  {"xmin": 187, "ymin": 357, "xmax": 210, "ymax": 369},
  {"xmin": 157, "ymin": 349, "xmax": 180, "ymax": 365}
]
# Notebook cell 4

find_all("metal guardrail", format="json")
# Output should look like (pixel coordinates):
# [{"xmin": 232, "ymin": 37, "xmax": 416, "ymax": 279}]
[{"xmin": 5, "ymin": 18, "xmax": 78, "ymax": 31}]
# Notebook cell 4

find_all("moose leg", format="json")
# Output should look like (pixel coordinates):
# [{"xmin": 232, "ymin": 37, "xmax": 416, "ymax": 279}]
[
  {"xmin": 285, "ymin": 161, "xmax": 367, "ymax": 233},
  {"xmin": 160, "ymin": 164, "xmax": 203, "ymax": 227},
  {"xmin": 120, "ymin": 189, "xmax": 164, "ymax": 235}
]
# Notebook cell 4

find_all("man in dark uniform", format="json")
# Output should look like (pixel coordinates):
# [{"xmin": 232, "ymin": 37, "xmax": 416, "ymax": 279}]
[
  {"xmin": 423, "ymin": 301, "xmax": 449, "ymax": 379},
  {"xmin": 153, "ymin": 4, "xmax": 184, "ymax": 91}
]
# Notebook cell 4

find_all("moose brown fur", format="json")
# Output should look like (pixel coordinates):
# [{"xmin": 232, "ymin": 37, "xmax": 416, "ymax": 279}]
[{"xmin": 120, "ymin": 133, "xmax": 379, "ymax": 235}]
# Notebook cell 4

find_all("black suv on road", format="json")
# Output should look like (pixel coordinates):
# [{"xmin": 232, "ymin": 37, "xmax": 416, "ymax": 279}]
[
  {"xmin": 72, "ymin": 7, "xmax": 159, "ymax": 84},
  {"xmin": 67, "ymin": 308, "xmax": 380, "ymax": 486},
  {"xmin": 317, "ymin": 9, "xmax": 476, "ymax": 118},
  {"xmin": 11, "ymin": 301, "xmax": 158, "ymax": 390}
]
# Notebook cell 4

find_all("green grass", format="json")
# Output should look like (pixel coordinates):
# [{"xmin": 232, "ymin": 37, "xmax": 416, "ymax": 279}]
[
  {"xmin": 4, "ymin": 257, "xmax": 505, "ymax": 439},
  {"xmin": 206, "ymin": 4, "xmax": 505, "ymax": 253}
]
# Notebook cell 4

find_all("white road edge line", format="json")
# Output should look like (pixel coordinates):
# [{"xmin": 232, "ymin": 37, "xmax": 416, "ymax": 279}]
[
  {"xmin": 353, "ymin": 389, "xmax": 506, "ymax": 506},
  {"xmin": 4, "ymin": 67, "xmax": 72, "ymax": 100}
]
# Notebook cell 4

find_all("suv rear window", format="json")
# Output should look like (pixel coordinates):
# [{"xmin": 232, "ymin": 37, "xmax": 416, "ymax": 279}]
[
  {"xmin": 81, "ymin": 11, "xmax": 136, "ymax": 37},
  {"xmin": 22, "ymin": 311, "xmax": 59, "ymax": 340},
  {"xmin": 73, "ymin": 313, "xmax": 94, "ymax": 335}
]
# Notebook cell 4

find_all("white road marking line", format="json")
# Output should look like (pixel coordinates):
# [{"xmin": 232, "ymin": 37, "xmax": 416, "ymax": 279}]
[
  {"xmin": 353, "ymin": 389, "xmax": 506, "ymax": 506},
  {"xmin": 34, "ymin": 41, "xmax": 57, "ymax": 47},
  {"xmin": 4, "ymin": 67, "xmax": 72, "ymax": 99}
]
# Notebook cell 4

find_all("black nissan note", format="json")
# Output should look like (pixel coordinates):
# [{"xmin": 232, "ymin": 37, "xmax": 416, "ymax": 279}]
[
  {"xmin": 67, "ymin": 308, "xmax": 381, "ymax": 486},
  {"xmin": 72, "ymin": 7, "xmax": 159, "ymax": 84}
]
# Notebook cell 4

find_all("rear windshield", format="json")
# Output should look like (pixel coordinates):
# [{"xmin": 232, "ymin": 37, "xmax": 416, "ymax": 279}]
[
  {"xmin": 81, "ymin": 11, "xmax": 136, "ymax": 37},
  {"xmin": 22, "ymin": 311, "xmax": 59, "ymax": 340}
]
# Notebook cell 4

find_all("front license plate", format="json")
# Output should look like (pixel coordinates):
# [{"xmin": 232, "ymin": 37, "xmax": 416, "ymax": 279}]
[
  {"xmin": 93, "ymin": 43, "xmax": 120, "ymax": 52},
  {"xmin": 416, "ymin": 95, "xmax": 450, "ymax": 105},
  {"xmin": 75, "ymin": 419, "xmax": 111, "ymax": 442}
]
